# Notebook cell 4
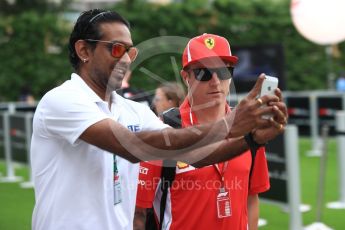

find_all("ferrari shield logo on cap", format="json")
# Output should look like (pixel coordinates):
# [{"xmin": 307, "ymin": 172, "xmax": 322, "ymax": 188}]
[{"xmin": 204, "ymin": 37, "xmax": 215, "ymax": 49}]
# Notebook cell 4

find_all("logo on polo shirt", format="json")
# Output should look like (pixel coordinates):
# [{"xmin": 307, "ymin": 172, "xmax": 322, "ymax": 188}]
[
  {"xmin": 127, "ymin": 124, "xmax": 141, "ymax": 132},
  {"xmin": 139, "ymin": 166, "xmax": 148, "ymax": 175},
  {"xmin": 177, "ymin": 161, "xmax": 189, "ymax": 169}
]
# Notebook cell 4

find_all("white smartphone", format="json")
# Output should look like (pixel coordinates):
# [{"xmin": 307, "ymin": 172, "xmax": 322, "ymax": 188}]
[{"xmin": 259, "ymin": 75, "xmax": 279, "ymax": 119}]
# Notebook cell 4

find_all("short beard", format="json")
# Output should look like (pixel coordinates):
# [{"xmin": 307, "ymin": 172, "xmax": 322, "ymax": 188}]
[{"xmin": 108, "ymin": 62, "xmax": 130, "ymax": 91}]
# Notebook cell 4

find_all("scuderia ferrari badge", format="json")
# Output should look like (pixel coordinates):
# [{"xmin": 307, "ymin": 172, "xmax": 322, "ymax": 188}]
[{"xmin": 204, "ymin": 37, "xmax": 215, "ymax": 49}]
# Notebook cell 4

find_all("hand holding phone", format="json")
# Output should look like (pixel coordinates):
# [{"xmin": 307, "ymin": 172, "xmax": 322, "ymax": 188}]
[{"xmin": 259, "ymin": 75, "xmax": 279, "ymax": 119}]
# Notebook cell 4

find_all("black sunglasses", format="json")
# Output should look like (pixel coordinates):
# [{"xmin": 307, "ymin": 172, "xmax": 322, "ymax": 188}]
[{"xmin": 191, "ymin": 67, "xmax": 234, "ymax": 81}]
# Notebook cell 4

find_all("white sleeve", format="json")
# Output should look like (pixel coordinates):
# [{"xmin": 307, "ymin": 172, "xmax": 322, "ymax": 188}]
[
  {"xmin": 140, "ymin": 106, "xmax": 170, "ymax": 131},
  {"xmin": 40, "ymin": 89, "xmax": 110, "ymax": 145}
]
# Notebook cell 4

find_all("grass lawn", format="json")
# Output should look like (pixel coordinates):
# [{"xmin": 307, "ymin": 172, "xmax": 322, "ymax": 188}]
[
  {"xmin": 260, "ymin": 138, "xmax": 345, "ymax": 229},
  {"xmin": 0, "ymin": 138, "xmax": 345, "ymax": 229},
  {"xmin": 0, "ymin": 164, "xmax": 34, "ymax": 230}
]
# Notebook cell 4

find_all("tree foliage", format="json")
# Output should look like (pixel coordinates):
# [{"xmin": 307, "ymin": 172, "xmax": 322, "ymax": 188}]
[
  {"xmin": 0, "ymin": 0, "xmax": 344, "ymax": 101},
  {"xmin": 0, "ymin": 11, "xmax": 71, "ymax": 100},
  {"xmin": 0, "ymin": 0, "xmax": 69, "ymax": 15},
  {"xmin": 114, "ymin": 0, "xmax": 345, "ymax": 91}
]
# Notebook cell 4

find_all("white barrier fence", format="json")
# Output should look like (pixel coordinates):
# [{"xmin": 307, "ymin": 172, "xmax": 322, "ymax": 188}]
[
  {"xmin": 0, "ymin": 109, "xmax": 34, "ymax": 188},
  {"xmin": 285, "ymin": 125, "xmax": 303, "ymax": 230},
  {"xmin": 0, "ymin": 112, "xmax": 22, "ymax": 183},
  {"xmin": 327, "ymin": 111, "xmax": 345, "ymax": 209}
]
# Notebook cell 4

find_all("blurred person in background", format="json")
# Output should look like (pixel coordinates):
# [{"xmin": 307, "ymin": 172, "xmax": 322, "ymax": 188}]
[
  {"xmin": 118, "ymin": 70, "xmax": 152, "ymax": 106},
  {"xmin": 336, "ymin": 75, "xmax": 345, "ymax": 92},
  {"xmin": 19, "ymin": 85, "xmax": 35, "ymax": 105},
  {"xmin": 152, "ymin": 82, "xmax": 185, "ymax": 117},
  {"xmin": 30, "ymin": 8, "xmax": 287, "ymax": 230},
  {"xmin": 135, "ymin": 34, "xmax": 272, "ymax": 230}
]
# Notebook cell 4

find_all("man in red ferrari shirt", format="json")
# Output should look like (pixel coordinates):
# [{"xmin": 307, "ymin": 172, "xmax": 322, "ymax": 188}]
[{"xmin": 135, "ymin": 33, "xmax": 272, "ymax": 230}]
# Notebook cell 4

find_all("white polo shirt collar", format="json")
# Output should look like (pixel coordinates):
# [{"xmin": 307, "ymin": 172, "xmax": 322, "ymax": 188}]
[
  {"xmin": 71, "ymin": 73, "xmax": 116, "ymax": 115},
  {"xmin": 71, "ymin": 73, "xmax": 105, "ymax": 103}
]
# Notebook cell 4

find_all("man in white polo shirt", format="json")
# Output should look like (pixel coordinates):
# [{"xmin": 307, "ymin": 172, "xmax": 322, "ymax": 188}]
[{"xmin": 30, "ymin": 9, "xmax": 287, "ymax": 230}]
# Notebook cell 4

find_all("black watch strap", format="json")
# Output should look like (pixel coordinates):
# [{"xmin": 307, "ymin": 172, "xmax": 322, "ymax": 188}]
[
  {"xmin": 244, "ymin": 132, "xmax": 266, "ymax": 179},
  {"xmin": 244, "ymin": 132, "xmax": 265, "ymax": 154}
]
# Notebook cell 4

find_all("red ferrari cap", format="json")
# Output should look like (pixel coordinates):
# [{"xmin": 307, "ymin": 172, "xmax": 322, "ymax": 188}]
[{"xmin": 182, "ymin": 33, "xmax": 238, "ymax": 69}]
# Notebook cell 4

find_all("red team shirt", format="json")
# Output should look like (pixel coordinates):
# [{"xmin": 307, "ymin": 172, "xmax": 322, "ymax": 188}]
[{"xmin": 136, "ymin": 99, "xmax": 270, "ymax": 230}]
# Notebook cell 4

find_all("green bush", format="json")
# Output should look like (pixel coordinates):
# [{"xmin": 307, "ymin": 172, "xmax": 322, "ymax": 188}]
[
  {"xmin": 114, "ymin": 0, "xmax": 345, "ymax": 91},
  {"xmin": 0, "ymin": 0, "xmax": 344, "ymax": 101},
  {"xmin": 0, "ymin": 11, "xmax": 71, "ymax": 101}
]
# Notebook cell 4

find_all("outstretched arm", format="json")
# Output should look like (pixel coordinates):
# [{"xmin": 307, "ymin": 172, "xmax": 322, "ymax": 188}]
[{"xmin": 79, "ymin": 75, "xmax": 286, "ymax": 164}]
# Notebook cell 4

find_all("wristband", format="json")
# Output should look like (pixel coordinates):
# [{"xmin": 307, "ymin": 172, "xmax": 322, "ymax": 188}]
[{"xmin": 244, "ymin": 132, "xmax": 266, "ymax": 154}]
